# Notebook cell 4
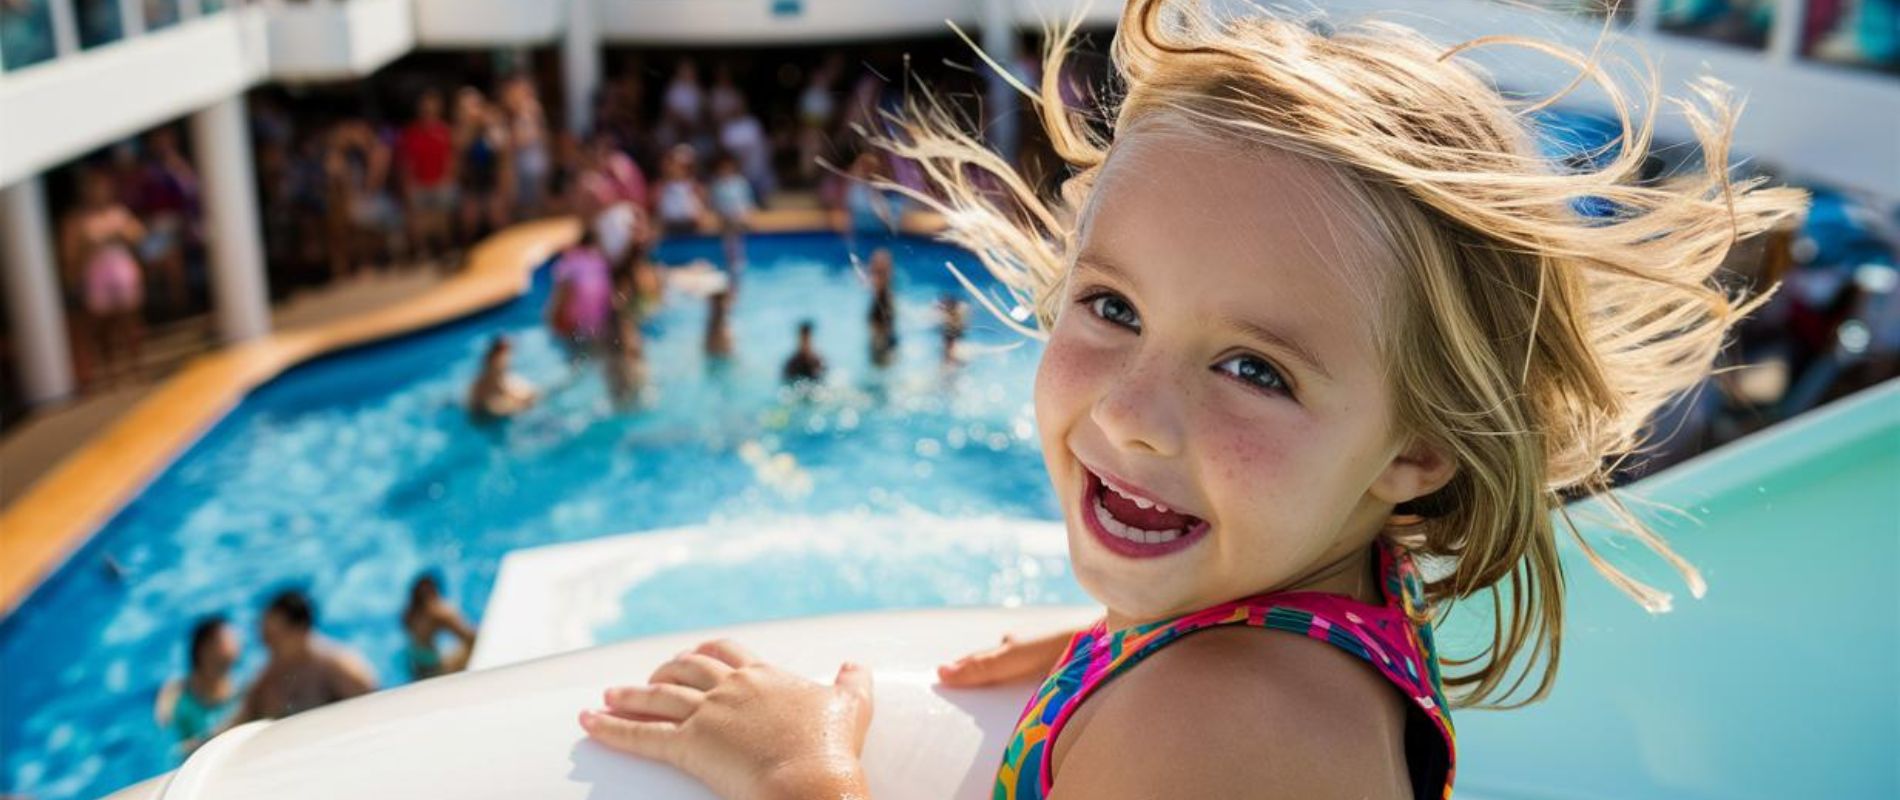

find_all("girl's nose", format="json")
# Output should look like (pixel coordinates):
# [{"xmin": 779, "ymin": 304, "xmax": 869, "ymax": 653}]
[{"xmin": 1089, "ymin": 351, "xmax": 1186, "ymax": 458}]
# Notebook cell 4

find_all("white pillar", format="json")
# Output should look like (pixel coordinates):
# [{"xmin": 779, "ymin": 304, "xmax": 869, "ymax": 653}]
[
  {"xmin": 119, "ymin": 0, "xmax": 146, "ymax": 38},
  {"xmin": 189, "ymin": 95, "xmax": 271, "ymax": 344},
  {"xmin": 1766, "ymin": 0, "xmax": 1805, "ymax": 65},
  {"xmin": 981, "ymin": 0, "xmax": 1020, "ymax": 162},
  {"xmin": 1, "ymin": 177, "xmax": 76, "ymax": 404},
  {"xmin": 562, "ymin": 0, "xmax": 601, "ymax": 135},
  {"xmin": 50, "ymin": 0, "xmax": 80, "ymax": 56}
]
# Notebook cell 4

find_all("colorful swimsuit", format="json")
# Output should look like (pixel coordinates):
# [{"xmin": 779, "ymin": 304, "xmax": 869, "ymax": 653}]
[{"xmin": 994, "ymin": 541, "xmax": 1456, "ymax": 799}]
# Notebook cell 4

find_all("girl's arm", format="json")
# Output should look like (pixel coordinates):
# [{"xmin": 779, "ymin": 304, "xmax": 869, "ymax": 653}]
[
  {"xmin": 153, "ymin": 677, "xmax": 182, "ymax": 726},
  {"xmin": 580, "ymin": 639, "xmax": 873, "ymax": 800},
  {"xmin": 436, "ymin": 602, "xmax": 477, "ymax": 650}
]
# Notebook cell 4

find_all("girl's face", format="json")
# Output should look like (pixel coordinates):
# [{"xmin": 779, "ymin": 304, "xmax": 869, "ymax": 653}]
[
  {"xmin": 1035, "ymin": 121, "xmax": 1452, "ymax": 625},
  {"xmin": 198, "ymin": 626, "xmax": 238, "ymax": 675}
]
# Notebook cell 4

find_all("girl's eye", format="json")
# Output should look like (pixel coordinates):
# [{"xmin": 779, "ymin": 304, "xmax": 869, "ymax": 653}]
[
  {"xmin": 1214, "ymin": 354, "xmax": 1289, "ymax": 394},
  {"xmin": 1085, "ymin": 293, "xmax": 1142, "ymax": 332}
]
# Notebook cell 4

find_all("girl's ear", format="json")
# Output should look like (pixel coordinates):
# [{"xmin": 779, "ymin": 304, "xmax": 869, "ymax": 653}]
[{"xmin": 1371, "ymin": 436, "xmax": 1457, "ymax": 508}]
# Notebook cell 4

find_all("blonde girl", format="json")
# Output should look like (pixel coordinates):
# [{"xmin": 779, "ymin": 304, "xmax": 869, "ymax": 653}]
[{"xmin": 577, "ymin": 1, "xmax": 1807, "ymax": 797}]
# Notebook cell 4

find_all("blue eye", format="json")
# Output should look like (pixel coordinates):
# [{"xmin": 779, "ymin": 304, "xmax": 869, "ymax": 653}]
[
  {"xmin": 1215, "ymin": 354, "xmax": 1289, "ymax": 394},
  {"xmin": 1086, "ymin": 293, "xmax": 1142, "ymax": 331}
]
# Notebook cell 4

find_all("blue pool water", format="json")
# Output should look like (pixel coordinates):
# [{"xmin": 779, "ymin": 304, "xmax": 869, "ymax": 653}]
[
  {"xmin": 2, "ymin": 229, "xmax": 1895, "ymax": 799},
  {"xmin": 0, "ymin": 233, "xmax": 1075, "ymax": 799}
]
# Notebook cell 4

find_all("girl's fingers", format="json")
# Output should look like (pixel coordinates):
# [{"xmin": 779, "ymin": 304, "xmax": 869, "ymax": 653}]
[
  {"xmin": 693, "ymin": 638, "xmax": 759, "ymax": 669},
  {"xmin": 938, "ymin": 639, "xmax": 1035, "ymax": 687},
  {"xmin": 579, "ymin": 709, "xmax": 676, "ymax": 760},
  {"xmin": 834, "ymin": 662, "xmax": 873, "ymax": 704},
  {"xmin": 648, "ymin": 653, "xmax": 732, "ymax": 691},
  {"xmin": 603, "ymin": 684, "xmax": 704, "ymax": 722}
]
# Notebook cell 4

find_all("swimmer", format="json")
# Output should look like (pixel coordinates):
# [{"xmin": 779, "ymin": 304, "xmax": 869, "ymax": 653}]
[
  {"xmin": 154, "ymin": 615, "xmax": 241, "ymax": 754},
  {"xmin": 866, "ymin": 248, "xmax": 898, "ymax": 367},
  {"xmin": 938, "ymin": 292, "xmax": 967, "ymax": 365},
  {"xmin": 604, "ymin": 315, "xmax": 653, "ymax": 409},
  {"xmin": 467, "ymin": 335, "xmax": 538, "ymax": 419},
  {"xmin": 705, "ymin": 290, "xmax": 735, "ymax": 361},
  {"xmin": 781, "ymin": 320, "xmax": 826, "ymax": 384},
  {"xmin": 401, "ymin": 573, "xmax": 478, "ymax": 681},
  {"xmin": 232, "ymin": 590, "xmax": 377, "ymax": 723},
  {"xmin": 547, "ymin": 229, "xmax": 615, "ymax": 360}
]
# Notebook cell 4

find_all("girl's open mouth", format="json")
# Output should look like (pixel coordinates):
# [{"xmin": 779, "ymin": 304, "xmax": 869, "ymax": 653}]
[{"xmin": 1080, "ymin": 468, "xmax": 1210, "ymax": 558}]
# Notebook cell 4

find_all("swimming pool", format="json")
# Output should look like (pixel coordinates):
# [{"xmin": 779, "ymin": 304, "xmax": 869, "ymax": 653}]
[
  {"xmin": 3, "ymin": 228, "xmax": 1895, "ymax": 799},
  {"xmin": 0, "ymin": 232, "xmax": 1077, "ymax": 800}
]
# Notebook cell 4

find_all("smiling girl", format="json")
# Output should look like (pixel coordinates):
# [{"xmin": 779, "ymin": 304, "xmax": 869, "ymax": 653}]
[{"xmin": 577, "ymin": 1, "xmax": 1806, "ymax": 797}]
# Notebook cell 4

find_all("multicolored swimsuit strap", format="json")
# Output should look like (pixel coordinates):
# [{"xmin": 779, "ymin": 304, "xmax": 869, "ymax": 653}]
[{"xmin": 993, "ymin": 540, "xmax": 1456, "ymax": 800}]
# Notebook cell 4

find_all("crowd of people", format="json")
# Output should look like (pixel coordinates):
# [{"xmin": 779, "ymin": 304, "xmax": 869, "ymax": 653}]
[
  {"xmin": 5, "ymin": 40, "xmax": 998, "ymax": 424},
  {"xmin": 153, "ymin": 575, "xmax": 476, "ymax": 754},
  {"xmin": 251, "ymin": 74, "xmax": 565, "ymax": 283}
]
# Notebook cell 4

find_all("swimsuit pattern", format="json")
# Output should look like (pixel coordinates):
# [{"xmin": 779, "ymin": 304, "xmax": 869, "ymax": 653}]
[{"xmin": 994, "ymin": 540, "xmax": 1456, "ymax": 799}]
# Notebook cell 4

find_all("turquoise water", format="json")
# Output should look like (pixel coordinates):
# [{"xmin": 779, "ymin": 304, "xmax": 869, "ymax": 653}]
[
  {"xmin": 0, "ymin": 227, "xmax": 1892, "ymax": 798},
  {"xmin": 1451, "ymin": 382, "xmax": 1900, "ymax": 799},
  {"xmin": 0, "ymin": 233, "xmax": 1069, "ymax": 800}
]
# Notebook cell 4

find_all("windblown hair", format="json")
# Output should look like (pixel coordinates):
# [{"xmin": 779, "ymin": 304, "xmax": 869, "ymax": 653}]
[{"xmin": 873, "ymin": 0, "xmax": 1807, "ymax": 708}]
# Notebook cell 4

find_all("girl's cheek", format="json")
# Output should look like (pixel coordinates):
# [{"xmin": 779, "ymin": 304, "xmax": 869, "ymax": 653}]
[
  {"xmin": 1198, "ymin": 407, "xmax": 1300, "ymax": 508},
  {"xmin": 1034, "ymin": 327, "xmax": 1105, "ymax": 429}
]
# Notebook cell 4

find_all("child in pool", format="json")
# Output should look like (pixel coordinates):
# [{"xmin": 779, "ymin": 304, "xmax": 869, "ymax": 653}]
[
  {"xmin": 154, "ymin": 615, "xmax": 241, "ymax": 755},
  {"xmin": 467, "ymin": 335, "xmax": 537, "ymax": 419},
  {"xmin": 401, "ymin": 573, "xmax": 478, "ymax": 681},
  {"xmin": 577, "ymin": 2, "xmax": 1806, "ymax": 797}
]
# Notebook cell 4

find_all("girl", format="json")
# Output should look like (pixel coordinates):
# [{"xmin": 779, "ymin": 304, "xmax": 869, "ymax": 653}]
[
  {"xmin": 154, "ymin": 615, "xmax": 241, "ymax": 755},
  {"xmin": 401, "ymin": 573, "xmax": 479, "ymax": 681},
  {"xmin": 578, "ymin": 2, "xmax": 1806, "ymax": 797},
  {"xmin": 546, "ymin": 229, "xmax": 615, "ymax": 360}
]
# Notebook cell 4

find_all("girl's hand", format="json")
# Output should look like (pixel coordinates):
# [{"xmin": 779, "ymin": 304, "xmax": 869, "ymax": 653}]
[
  {"xmin": 580, "ymin": 639, "xmax": 873, "ymax": 800},
  {"xmin": 936, "ymin": 628, "xmax": 1078, "ymax": 688}
]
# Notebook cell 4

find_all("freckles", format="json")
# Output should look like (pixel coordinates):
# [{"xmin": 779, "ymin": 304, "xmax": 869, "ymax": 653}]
[{"xmin": 1213, "ymin": 435, "xmax": 1280, "ymax": 486}]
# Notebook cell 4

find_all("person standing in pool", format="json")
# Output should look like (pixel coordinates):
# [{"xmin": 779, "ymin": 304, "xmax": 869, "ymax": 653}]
[
  {"xmin": 938, "ymin": 292, "xmax": 967, "ymax": 366},
  {"xmin": 401, "ymin": 573, "xmax": 478, "ymax": 681},
  {"xmin": 604, "ymin": 315, "xmax": 653, "ymax": 409},
  {"xmin": 866, "ymin": 248, "xmax": 898, "ymax": 367},
  {"xmin": 547, "ymin": 229, "xmax": 615, "ymax": 361},
  {"xmin": 232, "ymin": 590, "xmax": 377, "ymax": 723},
  {"xmin": 704, "ymin": 290, "xmax": 735, "ymax": 362},
  {"xmin": 154, "ymin": 616, "xmax": 241, "ymax": 754},
  {"xmin": 577, "ymin": 3, "xmax": 1805, "ymax": 797},
  {"xmin": 781, "ymin": 320, "xmax": 825, "ymax": 384}
]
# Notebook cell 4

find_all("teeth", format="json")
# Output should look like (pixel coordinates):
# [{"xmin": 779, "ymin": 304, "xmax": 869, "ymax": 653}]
[
  {"xmin": 1105, "ymin": 479, "xmax": 1173, "ymax": 514},
  {"xmin": 1093, "ymin": 496, "xmax": 1184, "ymax": 545}
]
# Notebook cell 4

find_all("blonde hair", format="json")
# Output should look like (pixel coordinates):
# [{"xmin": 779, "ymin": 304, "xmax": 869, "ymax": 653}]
[{"xmin": 873, "ymin": 0, "xmax": 1808, "ymax": 708}]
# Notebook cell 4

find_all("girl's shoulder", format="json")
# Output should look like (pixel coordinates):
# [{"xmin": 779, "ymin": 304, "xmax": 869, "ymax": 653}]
[{"xmin": 1053, "ymin": 625, "xmax": 1413, "ymax": 797}]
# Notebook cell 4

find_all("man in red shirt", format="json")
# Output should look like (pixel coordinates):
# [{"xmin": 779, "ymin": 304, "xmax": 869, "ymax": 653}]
[{"xmin": 397, "ymin": 89, "xmax": 457, "ymax": 263}]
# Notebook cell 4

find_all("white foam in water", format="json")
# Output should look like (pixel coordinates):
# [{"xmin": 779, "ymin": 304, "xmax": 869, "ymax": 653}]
[{"xmin": 474, "ymin": 512, "xmax": 1075, "ymax": 669}]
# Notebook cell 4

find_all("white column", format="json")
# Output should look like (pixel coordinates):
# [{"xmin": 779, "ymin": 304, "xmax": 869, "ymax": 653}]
[
  {"xmin": 1631, "ymin": 0, "xmax": 1660, "ymax": 35},
  {"xmin": 1, "ymin": 177, "xmax": 76, "ymax": 404},
  {"xmin": 561, "ymin": 0, "xmax": 601, "ymax": 135},
  {"xmin": 981, "ymin": 0, "xmax": 1020, "ymax": 162},
  {"xmin": 1766, "ymin": 0, "xmax": 1805, "ymax": 65},
  {"xmin": 119, "ymin": 0, "xmax": 146, "ymax": 38},
  {"xmin": 50, "ymin": 0, "xmax": 80, "ymax": 56},
  {"xmin": 189, "ymin": 95, "xmax": 271, "ymax": 344}
]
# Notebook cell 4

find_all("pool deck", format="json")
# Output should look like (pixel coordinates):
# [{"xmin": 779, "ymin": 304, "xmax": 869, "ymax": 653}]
[{"xmin": 0, "ymin": 207, "xmax": 946, "ymax": 616}]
